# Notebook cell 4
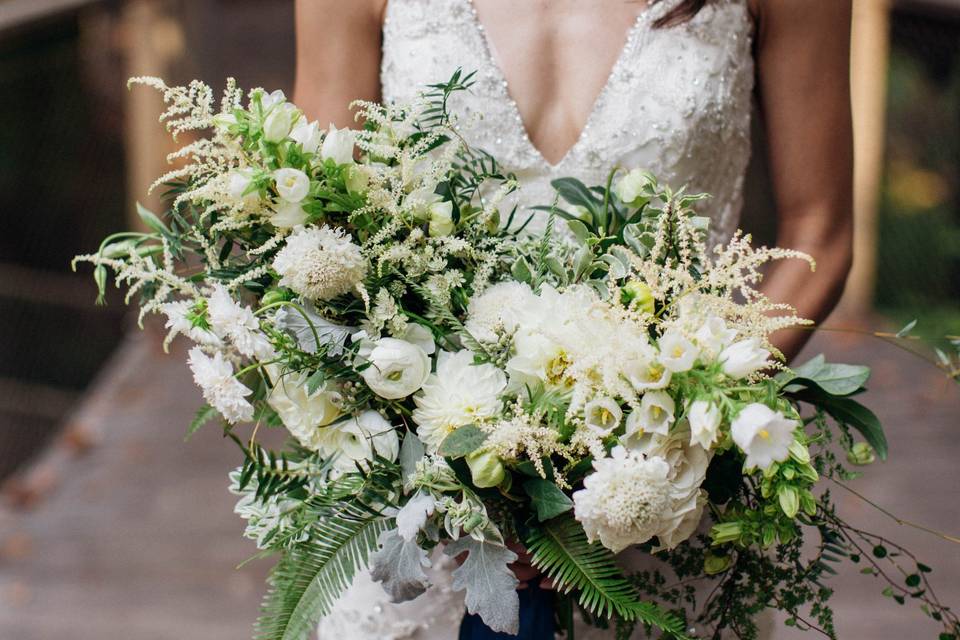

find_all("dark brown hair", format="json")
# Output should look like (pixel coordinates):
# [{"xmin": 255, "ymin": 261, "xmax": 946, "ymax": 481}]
[{"xmin": 654, "ymin": 0, "xmax": 709, "ymax": 28}]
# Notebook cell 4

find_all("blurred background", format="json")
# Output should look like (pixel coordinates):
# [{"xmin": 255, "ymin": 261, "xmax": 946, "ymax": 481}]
[{"xmin": 0, "ymin": 0, "xmax": 957, "ymax": 638}]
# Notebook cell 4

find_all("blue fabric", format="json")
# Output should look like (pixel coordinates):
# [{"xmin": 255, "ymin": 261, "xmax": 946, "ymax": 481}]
[{"xmin": 458, "ymin": 583, "xmax": 555, "ymax": 640}]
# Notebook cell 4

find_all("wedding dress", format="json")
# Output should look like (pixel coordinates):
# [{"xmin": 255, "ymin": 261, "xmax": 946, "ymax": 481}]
[{"xmin": 317, "ymin": 0, "xmax": 755, "ymax": 637}]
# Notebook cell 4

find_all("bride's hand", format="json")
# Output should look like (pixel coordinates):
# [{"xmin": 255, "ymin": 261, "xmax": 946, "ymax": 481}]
[{"xmin": 506, "ymin": 541, "xmax": 553, "ymax": 591}]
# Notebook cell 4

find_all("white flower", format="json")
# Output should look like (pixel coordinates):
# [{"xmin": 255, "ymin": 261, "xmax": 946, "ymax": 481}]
[
  {"xmin": 654, "ymin": 491, "xmax": 707, "ymax": 552},
  {"xmin": 687, "ymin": 399, "xmax": 722, "ymax": 449},
  {"xmin": 319, "ymin": 410, "xmax": 399, "ymax": 475},
  {"xmin": 187, "ymin": 347, "xmax": 253, "ymax": 424},
  {"xmin": 321, "ymin": 123, "xmax": 355, "ymax": 165},
  {"xmin": 428, "ymin": 200, "xmax": 455, "ymax": 237},
  {"xmin": 270, "ymin": 200, "xmax": 308, "ymax": 229},
  {"xmin": 464, "ymin": 281, "xmax": 537, "ymax": 342},
  {"xmin": 359, "ymin": 337, "xmax": 431, "ymax": 400},
  {"xmin": 273, "ymin": 168, "xmax": 310, "ymax": 203},
  {"xmin": 396, "ymin": 491, "xmax": 436, "ymax": 542},
  {"xmin": 658, "ymin": 330, "xmax": 699, "ymax": 373},
  {"xmin": 720, "ymin": 338, "xmax": 771, "ymax": 379},
  {"xmin": 290, "ymin": 119, "xmax": 322, "ymax": 153},
  {"xmin": 506, "ymin": 331, "xmax": 570, "ymax": 391},
  {"xmin": 731, "ymin": 403, "xmax": 797, "ymax": 470},
  {"xmin": 626, "ymin": 391, "xmax": 675, "ymax": 439},
  {"xmin": 573, "ymin": 446, "xmax": 674, "ymax": 552},
  {"xmin": 227, "ymin": 168, "xmax": 259, "ymax": 205},
  {"xmin": 272, "ymin": 225, "xmax": 367, "ymax": 301},
  {"xmin": 266, "ymin": 366, "xmax": 343, "ymax": 450},
  {"xmin": 412, "ymin": 350, "xmax": 506, "ymax": 452},
  {"xmin": 399, "ymin": 323, "xmax": 437, "ymax": 356},
  {"xmin": 625, "ymin": 357, "xmax": 672, "ymax": 391},
  {"xmin": 258, "ymin": 89, "xmax": 286, "ymax": 111},
  {"xmin": 206, "ymin": 284, "xmax": 275, "ymax": 360},
  {"xmin": 613, "ymin": 168, "xmax": 651, "ymax": 208},
  {"xmin": 263, "ymin": 103, "xmax": 298, "ymax": 143},
  {"xmin": 695, "ymin": 316, "xmax": 738, "ymax": 356},
  {"xmin": 583, "ymin": 397, "xmax": 622, "ymax": 435},
  {"xmin": 160, "ymin": 300, "xmax": 221, "ymax": 347}
]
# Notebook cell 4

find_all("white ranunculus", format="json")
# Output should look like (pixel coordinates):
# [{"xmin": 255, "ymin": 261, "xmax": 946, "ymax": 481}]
[
  {"xmin": 290, "ymin": 119, "xmax": 322, "ymax": 153},
  {"xmin": 613, "ymin": 168, "xmax": 651, "ymax": 208},
  {"xmin": 266, "ymin": 366, "xmax": 343, "ymax": 450},
  {"xmin": 399, "ymin": 323, "xmax": 437, "ymax": 356},
  {"xmin": 321, "ymin": 123, "xmax": 355, "ymax": 165},
  {"xmin": 720, "ymin": 338, "xmax": 771, "ymax": 379},
  {"xmin": 320, "ymin": 410, "xmax": 400, "ymax": 475},
  {"xmin": 731, "ymin": 403, "xmax": 797, "ymax": 470},
  {"xmin": 263, "ymin": 103, "xmax": 298, "ymax": 143},
  {"xmin": 695, "ymin": 316, "xmax": 738, "ymax": 356},
  {"xmin": 428, "ymin": 199, "xmax": 455, "ymax": 237},
  {"xmin": 359, "ymin": 337, "xmax": 431, "ymax": 400},
  {"xmin": 687, "ymin": 399, "xmax": 722, "ymax": 449},
  {"xmin": 270, "ymin": 200, "xmax": 308, "ymax": 229},
  {"xmin": 583, "ymin": 397, "xmax": 623, "ymax": 435},
  {"xmin": 273, "ymin": 168, "xmax": 311, "ymax": 203},
  {"xmin": 658, "ymin": 329, "xmax": 700, "ymax": 373},
  {"xmin": 412, "ymin": 349, "xmax": 506, "ymax": 452}
]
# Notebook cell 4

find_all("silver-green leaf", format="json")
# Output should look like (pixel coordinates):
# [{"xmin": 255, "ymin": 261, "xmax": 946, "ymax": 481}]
[{"xmin": 444, "ymin": 537, "xmax": 519, "ymax": 634}]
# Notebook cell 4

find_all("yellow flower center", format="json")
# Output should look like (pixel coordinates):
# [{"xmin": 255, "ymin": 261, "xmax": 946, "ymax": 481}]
[
  {"xmin": 758, "ymin": 429, "xmax": 770, "ymax": 440},
  {"xmin": 672, "ymin": 346, "xmax": 684, "ymax": 358},
  {"xmin": 651, "ymin": 406, "xmax": 662, "ymax": 419},
  {"xmin": 546, "ymin": 351, "xmax": 573, "ymax": 386}
]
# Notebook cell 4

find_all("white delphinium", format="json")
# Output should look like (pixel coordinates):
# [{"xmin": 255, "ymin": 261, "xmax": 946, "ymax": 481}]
[
  {"xmin": 464, "ymin": 281, "xmax": 537, "ymax": 342},
  {"xmin": 187, "ymin": 347, "xmax": 254, "ymax": 424},
  {"xmin": 321, "ymin": 124, "xmax": 355, "ymax": 165},
  {"xmin": 206, "ymin": 284, "xmax": 275, "ymax": 360},
  {"xmin": 160, "ymin": 299, "xmax": 221, "ymax": 348},
  {"xmin": 731, "ymin": 403, "xmax": 797, "ymax": 470},
  {"xmin": 272, "ymin": 225, "xmax": 367, "ymax": 302},
  {"xmin": 583, "ymin": 397, "xmax": 623, "ymax": 435},
  {"xmin": 412, "ymin": 350, "xmax": 507, "ymax": 452},
  {"xmin": 658, "ymin": 329, "xmax": 700, "ymax": 373},
  {"xmin": 266, "ymin": 366, "xmax": 343, "ymax": 450},
  {"xmin": 358, "ymin": 336, "xmax": 431, "ymax": 400},
  {"xmin": 273, "ymin": 168, "xmax": 311, "ymax": 203},
  {"xmin": 319, "ymin": 410, "xmax": 400, "ymax": 475},
  {"xmin": 687, "ymin": 399, "xmax": 722, "ymax": 449},
  {"xmin": 572, "ymin": 446, "xmax": 675, "ymax": 552},
  {"xmin": 720, "ymin": 338, "xmax": 771, "ymax": 379}
]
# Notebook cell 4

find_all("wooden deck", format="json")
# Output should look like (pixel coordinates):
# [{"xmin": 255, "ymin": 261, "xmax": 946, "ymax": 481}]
[{"xmin": 0, "ymin": 327, "xmax": 957, "ymax": 640}]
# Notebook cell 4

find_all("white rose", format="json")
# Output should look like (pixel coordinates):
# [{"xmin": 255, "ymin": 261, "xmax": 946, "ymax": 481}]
[
  {"xmin": 695, "ymin": 316, "xmax": 738, "ymax": 356},
  {"xmin": 687, "ymin": 399, "xmax": 721, "ymax": 449},
  {"xmin": 271, "ymin": 200, "xmax": 308, "ymax": 229},
  {"xmin": 730, "ymin": 403, "xmax": 796, "ymax": 470},
  {"xmin": 290, "ymin": 119, "xmax": 322, "ymax": 153},
  {"xmin": 321, "ymin": 410, "xmax": 399, "ymax": 474},
  {"xmin": 321, "ymin": 123, "xmax": 355, "ymax": 165},
  {"xmin": 613, "ymin": 168, "xmax": 651, "ymax": 208},
  {"xmin": 359, "ymin": 337, "xmax": 431, "ymax": 399},
  {"xmin": 720, "ymin": 338, "xmax": 771, "ymax": 379},
  {"xmin": 427, "ymin": 200, "xmax": 455, "ymax": 237},
  {"xmin": 263, "ymin": 103, "xmax": 298, "ymax": 143},
  {"xmin": 583, "ymin": 397, "xmax": 623, "ymax": 435},
  {"xmin": 273, "ymin": 168, "xmax": 311, "ymax": 203},
  {"xmin": 658, "ymin": 330, "xmax": 699, "ymax": 373}
]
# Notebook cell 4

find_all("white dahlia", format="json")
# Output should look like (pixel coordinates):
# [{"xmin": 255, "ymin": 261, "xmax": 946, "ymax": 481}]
[
  {"xmin": 272, "ymin": 225, "xmax": 367, "ymax": 302},
  {"xmin": 464, "ymin": 281, "xmax": 537, "ymax": 342},
  {"xmin": 187, "ymin": 347, "xmax": 254, "ymax": 424},
  {"xmin": 412, "ymin": 350, "xmax": 507, "ymax": 453}
]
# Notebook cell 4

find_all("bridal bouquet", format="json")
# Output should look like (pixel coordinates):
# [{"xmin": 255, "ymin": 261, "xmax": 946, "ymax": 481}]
[{"xmin": 75, "ymin": 73, "xmax": 958, "ymax": 640}]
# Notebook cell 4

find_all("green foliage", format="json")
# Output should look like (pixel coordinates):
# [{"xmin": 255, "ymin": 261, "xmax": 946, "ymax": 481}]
[
  {"xmin": 522, "ymin": 477, "xmax": 573, "ymax": 522},
  {"xmin": 184, "ymin": 403, "xmax": 220, "ymax": 441},
  {"xmin": 438, "ymin": 424, "xmax": 487, "ymax": 458}
]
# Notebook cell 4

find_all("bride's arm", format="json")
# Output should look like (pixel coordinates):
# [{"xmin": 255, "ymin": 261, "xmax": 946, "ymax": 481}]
[
  {"xmin": 752, "ymin": 0, "xmax": 855, "ymax": 362},
  {"xmin": 293, "ymin": 0, "xmax": 386, "ymax": 125}
]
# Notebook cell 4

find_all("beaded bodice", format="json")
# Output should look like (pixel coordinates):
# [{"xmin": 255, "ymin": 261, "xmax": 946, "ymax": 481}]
[{"xmin": 381, "ymin": 0, "xmax": 755, "ymax": 243}]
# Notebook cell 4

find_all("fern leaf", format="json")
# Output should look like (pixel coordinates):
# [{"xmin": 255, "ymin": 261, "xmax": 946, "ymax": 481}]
[
  {"xmin": 525, "ymin": 516, "xmax": 690, "ymax": 639},
  {"xmin": 255, "ymin": 506, "xmax": 391, "ymax": 640}
]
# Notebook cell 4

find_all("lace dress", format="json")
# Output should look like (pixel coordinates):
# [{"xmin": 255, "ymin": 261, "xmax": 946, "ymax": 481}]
[{"xmin": 317, "ymin": 0, "xmax": 756, "ymax": 637}]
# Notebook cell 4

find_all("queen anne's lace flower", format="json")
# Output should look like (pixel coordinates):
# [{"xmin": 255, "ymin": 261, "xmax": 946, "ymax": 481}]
[
  {"xmin": 187, "ymin": 347, "xmax": 254, "ymax": 424},
  {"xmin": 272, "ymin": 225, "xmax": 367, "ymax": 302},
  {"xmin": 207, "ymin": 284, "xmax": 275, "ymax": 360}
]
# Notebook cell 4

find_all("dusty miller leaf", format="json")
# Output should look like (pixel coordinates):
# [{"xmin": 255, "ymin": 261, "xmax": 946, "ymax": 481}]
[
  {"xmin": 444, "ymin": 537, "xmax": 519, "ymax": 634},
  {"xmin": 399, "ymin": 430, "xmax": 425, "ymax": 491},
  {"xmin": 369, "ymin": 528, "xmax": 432, "ymax": 603}
]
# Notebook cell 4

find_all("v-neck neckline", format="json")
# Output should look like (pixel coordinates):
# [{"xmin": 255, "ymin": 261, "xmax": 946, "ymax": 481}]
[{"xmin": 463, "ymin": 0, "xmax": 660, "ymax": 170}]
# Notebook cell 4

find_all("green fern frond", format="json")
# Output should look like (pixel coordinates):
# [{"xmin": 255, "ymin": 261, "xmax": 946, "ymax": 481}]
[
  {"xmin": 255, "ymin": 506, "xmax": 391, "ymax": 640},
  {"xmin": 525, "ymin": 516, "xmax": 690, "ymax": 639}
]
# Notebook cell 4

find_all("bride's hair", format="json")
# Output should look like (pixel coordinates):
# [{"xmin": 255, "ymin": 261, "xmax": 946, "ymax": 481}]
[{"xmin": 654, "ymin": 0, "xmax": 708, "ymax": 27}]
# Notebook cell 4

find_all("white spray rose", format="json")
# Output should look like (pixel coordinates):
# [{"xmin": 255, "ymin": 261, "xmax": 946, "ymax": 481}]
[
  {"xmin": 290, "ymin": 119, "xmax": 322, "ymax": 153},
  {"xmin": 321, "ymin": 123, "xmax": 355, "ymax": 165},
  {"xmin": 359, "ymin": 337, "xmax": 431, "ymax": 400},
  {"xmin": 658, "ymin": 329, "xmax": 700, "ymax": 373},
  {"xmin": 720, "ymin": 338, "xmax": 771, "ymax": 379},
  {"xmin": 731, "ymin": 403, "xmax": 797, "ymax": 470},
  {"xmin": 273, "ymin": 168, "xmax": 310, "ymax": 203},
  {"xmin": 583, "ymin": 397, "xmax": 623, "ymax": 435},
  {"xmin": 687, "ymin": 399, "xmax": 722, "ymax": 449},
  {"xmin": 613, "ymin": 168, "xmax": 652, "ymax": 208}
]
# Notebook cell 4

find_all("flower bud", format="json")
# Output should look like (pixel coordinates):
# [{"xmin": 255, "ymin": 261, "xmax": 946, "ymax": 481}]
[
  {"xmin": 427, "ymin": 200, "xmax": 455, "ymax": 237},
  {"xmin": 613, "ymin": 168, "xmax": 653, "ymax": 209},
  {"xmin": 484, "ymin": 207, "xmax": 501, "ymax": 234},
  {"xmin": 620, "ymin": 280, "xmax": 655, "ymax": 314},
  {"xmin": 263, "ymin": 104, "xmax": 297, "ymax": 143},
  {"xmin": 345, "ymin": 164, "xmax": 371, "ymax": 195},
  {"xmin": 847, "ymin": 442, "xmax": 876, "ymax": 466},
  {"xmin": 704, "ymin": 553, "xmax": 732, "ymax": 575},
  {"xmin": 259, "ymin": 289, "xmax": 291, "ymax": 308},
  {"xmin": 465, "ymin": 450, "xmax": 506, "ymax": 489}
]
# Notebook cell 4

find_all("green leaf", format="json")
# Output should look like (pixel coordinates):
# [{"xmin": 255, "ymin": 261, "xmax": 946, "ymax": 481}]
[
  {"xmin": 522, "ymin": 478, "xmax": 574, "ymax": 521},
  {"xmin": 136, "ymin": 202, "xmax": 171, "ymax": 238},
  {"xmin": 511, "ymin": 257, "xmax": 533, "ymax": 284},
  {"xmin": 905, "ymin": 574, "xmax": 922, "ymax": 588},
  {"xmin": 305, "ymin": 370, "xmax": 326, "ymax": 395},
  {"xmin": 819, "ymin": 395, "xmax": 888, "ymax": 461},
  {"xmin": 566, "ymin": 218, "xmax": 591, "ymax": 245},
  {"xmin": 781, "ymin": 354, "xmax": 871, "ymax": 396},
  {"xmin": 551, "ymin": 177, "xmax": 602, "ymax": 215},
  {"xmin": 896, "ymin": 319, "xmax": 917, "ymax": 338},
  {"xmin": 438, "ymin": 424, "xmax": 487, "ymax": 458},
  {"xmin": 185, "ymin": 404, "xmax": 219, "ymax": 441}
]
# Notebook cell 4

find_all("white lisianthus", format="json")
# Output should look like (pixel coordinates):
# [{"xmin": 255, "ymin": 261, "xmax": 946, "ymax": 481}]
[
  {"xmin": 613, "ymin": 168, "xmax": 651, "ymax": 208},
  {"xmin": 319, "ymin": 410, "xmax": 400, "ymax": 475},
  {"xmin": 687, "ymin": 399, "xmax": 722, "ymax": 449},
  {"xmin": 428, "ymin": 199, "xmax": 455, "ymax": 237},
  {"xmin": 321, "ymin": 123, "xmax": 355, "ymax": 165},
  {"xmin": 720, "ymin": 338, "xmax": 771, "ymax": 379},
  {"xmin": 658, "ymin": 330, "xmax": 699, "ymax": 373},
  {"xmin": 266, "ymin": 366, "xmax": 343, "ymax": 450},
  {"xmin": 412, "ymin": 350, "xmax": 507, "ymax": 452},
  {"xmin": 464, "ymin": 281, "xmax": 537, "ymax": 342},
  {"xmin": 573, "ymin": 446, "xmax": 674, "ymax": 552},
  {"xmin": 270, "ymin": 200, "xmax": 308, "ymax": 229},
  {"xmin": 290, "ymin": 119, "xmax": 322, "ymax": 153},
  {"xmin": 187, "ymin": 347, "xmax": 254, "ymax": 424},
  {"xmin": 273, "ymin": 168, "xmax": 311, "ymax": 203},
  {"xmin": 695, "ymin": 316, "xmax": 738, "ymax": 356},
  {"xmin": 359, "ymin": 337, "xmax": 431, "ymax": 400},
  {"xmin": 731, "ymin": 403, "xmax": 797, "ymax": 470},
  {"xmin": 628, "ymin": 390, "xmax": 676, "ymax": 437},
  {"xmin": 396, "ymin": 491, "xmax": 436, "ymax": 542},
  {"xmin": 160, "ymin": 300, "xmax": 221, "ymax": 347},
  {"xmin": 583, "ymin": 397, "xmax": 623, "ymax": 435},
  {"xmin": 272, "ymin": 225, "xmax": 367, "ymax": 302},
  {"xmin": 263, "ymin": 103, "xmax": 299, "ymax": 143},
  {"xmin": 206, "ymin": 284, "xmax": 275, "ymax": 360}
]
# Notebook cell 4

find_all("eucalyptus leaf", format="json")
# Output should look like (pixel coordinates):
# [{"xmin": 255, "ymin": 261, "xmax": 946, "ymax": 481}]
[
  {"xmin": 444, "ymin": 537, "xmax": 520, "ymax": 634},
  {"xmin": 400, "ymin": 430, "xmax": 426, "ymax": 490},
  {"xmin": 781, "ymin": 354, "xmax": 871, "ymax": 396},
  {"xmin": 523, "ymin": 477, "xmax": 574, "ymax": 521},
  {"xmin": 438, "ymin": 424, "xmax": 487, "ymax": 458},
  {"xmin": 369, "ymin": 528, "xmax": 432, "ymax": 602}
]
